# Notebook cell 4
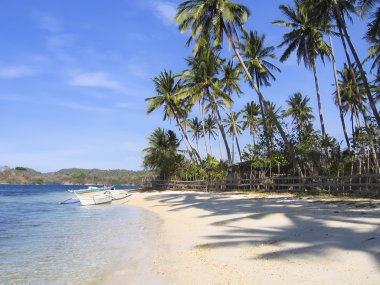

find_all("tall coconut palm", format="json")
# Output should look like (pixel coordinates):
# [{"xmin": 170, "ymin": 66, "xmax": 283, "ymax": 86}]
[
  {"xmin": 240, "ymin": 30, "xmax": 281, "ymax": 152},
  {"xmin": 224, "ymin": 111, "xmax": 243, "ymax": 162},
  {"xmin": 283, "ymin": 92, "xmax": 315, "ymax": 138},
  {"xmin": 241, "ymin": 30, "xmax": 281, "ymax": 88},
  {"xmin": 338, "ymin": 64, "xmax": 379, "ymax": 171},
  {"xmin": 328, "ymin": 33, "xmax": 352, "ymax": 151},
  {"xmin": 188, "ymin": 117, "xmax": 203, "ymax": 153},
  {"xmin": 146, "ymin": 70, "xmax": 201, "ymax": 162},
  {"xmin": 241, "ymin": 101, "xmax": 260, "ymax": 145},
  {"xmin": 303, "ymin": 0, "xmax": 380, "ymax": 127},
  {"xmin": 274, "ymin": 0, "xmax": 330, "ymax": 140},
  {"xmin": 205, "ymin": 114, "xmax": 218, "ymax": 156},
  {"xmin": 181, "ymin": 47, "xmax": 232, "ymax": 161},
  {"xmin": 338, "ymin": 64, "xmax": 367, "ymax": 132},
  {"xmin": 176, "ymin": 0, "xmax": 303, "ymax": 175}
]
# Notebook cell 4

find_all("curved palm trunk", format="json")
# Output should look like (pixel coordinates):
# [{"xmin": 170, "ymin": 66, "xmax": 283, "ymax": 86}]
[
  {"xmin": 209, "ymin": 91, "xmax": 232, "ymax": 162},
  {"xmin": 199, "ymin": 101, "xmax": 209, "ymax": 155},
  {"xmin": 231, "ymin": 42, "xmax": 303, "ymax": 176},
  {"xmin": 311, "ymin": 61, "xmax": 326, "ymax": 139},
  {"xmin": 332, "ymin": 1, "xmax": 380, "ymax": 127},
  {"xmin": 329, "ymin": 33, "xmax": 351, "ymax": 152}
]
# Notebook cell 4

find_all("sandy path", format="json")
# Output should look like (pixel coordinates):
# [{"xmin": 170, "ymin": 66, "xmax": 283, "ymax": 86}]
[{"xmin": 109, "ymin": 191, "xmax": 380, "ymax": 285}]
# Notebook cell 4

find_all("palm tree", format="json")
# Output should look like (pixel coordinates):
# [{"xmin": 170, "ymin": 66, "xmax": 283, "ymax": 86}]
[
  {"xmin": 176, "ymin": 0, "xmax": 303, "ymax": 175},
  {"xmin": 146, "ymin": 70, "xmax": 201, "ymax": 162},
  {"xmin": 188, "ymin": 117, "xmax": 203, "ymax": 153},
  {"xmin": 143, "ymin": 128, "xmax": 183, "ymax": 179},
  {"xmin": 241, "ymin": 30, "xmax": 281, "ymax": 88},
  {"xmin": 181, "ymin": 47, "xmax": 232, "ymax": 161},
  {"xmin": 338, "ymin": 64, "xmax": 379, "ymax": 172},
  {"xmin": 359, "ymin": 0, "xmax": 379, "ymax": 80},
  {"xmin": 303, "ymin": 0, "xmax": 380, "ymax": 127},
  {"xmin": 205, "ymin": 115, "xmax": 218, "ymax": 156},
  {"xmin": 338, "ymin": 64, "xmax": 366, "ymax": 134},
  {"xmin": 358, "ymin": 0, "xmax": 380, "ymax": 40},
  {"xmin": 274, "ymin": 0, "xmax": 330, "ymax": 139},
  {"xmin": 328, "ymin": 32, "xmax": 352, "ymax": 152},
  {"xmin": 367, "ymin": 35, "xmax": 380, "ymax": 77},
  {"xmin": 283, "ymin": 92, "xmax": 315, "ymax": 138},
  {"xmin": 241, "ymin": 101, "xmax": 260, "ymax": 145},
  {"xmin": 240, "ymin": 30, "xmax": 281, "ymax": 153},
  {"xmin": 224, "ymin": 111, "xmax": 243, "ymax": 162},
  {"xmin": 261, "ymin": 102, "xmax": 282, "ymax": 155}
]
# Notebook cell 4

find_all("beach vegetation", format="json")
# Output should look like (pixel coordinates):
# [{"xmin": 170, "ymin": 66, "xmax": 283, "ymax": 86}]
[{"xmin": 144, "ymin": 0, "xmax": 380, "ymax": 182}]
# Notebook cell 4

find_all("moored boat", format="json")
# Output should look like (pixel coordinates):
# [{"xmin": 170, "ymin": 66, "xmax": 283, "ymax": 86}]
[{"xmin": 74, "ymin": 192, "xmax": 112, "ymax": 206}]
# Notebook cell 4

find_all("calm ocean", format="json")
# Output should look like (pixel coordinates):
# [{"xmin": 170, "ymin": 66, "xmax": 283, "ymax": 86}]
[{"xmin": 0, "ymin": 184, "xmax": 149, "ymax": 285}]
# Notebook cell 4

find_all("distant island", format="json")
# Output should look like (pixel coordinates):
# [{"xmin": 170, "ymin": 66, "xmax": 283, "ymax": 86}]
[{"xmin": 0, "ymin": 166, "xmax": 153, "ymax": 185}]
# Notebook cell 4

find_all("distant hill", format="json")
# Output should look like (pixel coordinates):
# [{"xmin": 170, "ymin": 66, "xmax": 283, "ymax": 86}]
[{"xmin": 0, "ymin": 166, "xmax": 154, "ymax": 185}]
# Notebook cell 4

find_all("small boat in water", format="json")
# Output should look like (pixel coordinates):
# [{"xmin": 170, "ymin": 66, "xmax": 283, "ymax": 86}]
[
  {"xmin": 73, "ymin": 186, "xmax": 115, "ymax": 206},
  {"xmin": 75, "ymin": 192, "xmax": 112, "ymax": 206},
  {"xmin": 69, "ymin": 186, "xmax": 129, "ymax": 206}
]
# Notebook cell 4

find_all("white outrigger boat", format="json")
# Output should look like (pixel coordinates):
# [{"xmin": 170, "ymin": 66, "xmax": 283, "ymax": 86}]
[
  {"xmin": 73, "ymin": 186, "xmax": 114, "ymax": 206},
  {"xmin": 67, "ymin": 186, "xmax": 130, "ymax": 206}
]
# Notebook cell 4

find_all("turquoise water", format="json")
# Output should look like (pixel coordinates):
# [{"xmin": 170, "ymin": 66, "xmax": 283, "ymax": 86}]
[{"xmin": 0, "ymin": 185, "xmax": 146, "ymax": 285}]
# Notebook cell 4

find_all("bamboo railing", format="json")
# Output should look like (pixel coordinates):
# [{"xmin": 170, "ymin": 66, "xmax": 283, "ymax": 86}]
[{"xmin": 142, "ymin": 174, "xmax": 380, "ymax": 198}]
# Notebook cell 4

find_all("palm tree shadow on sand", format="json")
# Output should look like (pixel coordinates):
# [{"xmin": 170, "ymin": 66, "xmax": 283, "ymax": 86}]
[{"xmin": 145, "ymin": 193, "xmax": 380, "ymax": 264}]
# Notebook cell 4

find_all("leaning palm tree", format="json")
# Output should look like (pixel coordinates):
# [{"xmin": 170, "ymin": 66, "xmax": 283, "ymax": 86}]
[
  {"xmin": 303, "ymin": 0, "xmax": 380, "ymax": 127},
  {"xmin": 283, "ymin": 92, "xmax": 315, "ymax": 138},
  {"xmin": 176, "ymin": 0, "xmax": 303, "ymax": 175},
  {"xmin": 274, "ymin": 0, "xmax": 330, "ymax": 140},
  {"xmin": 146, "ymin": 70, "xmax": 201, "ymax": 162},
  {"xmin": 241, "ymin": 101, "xmax": 260, "ymax": 145}
]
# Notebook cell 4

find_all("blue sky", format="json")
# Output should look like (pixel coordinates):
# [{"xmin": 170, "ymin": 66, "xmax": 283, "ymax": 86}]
[{"xmin": 0, "ymin": 0, "xmax": 374, "ymax": 172}]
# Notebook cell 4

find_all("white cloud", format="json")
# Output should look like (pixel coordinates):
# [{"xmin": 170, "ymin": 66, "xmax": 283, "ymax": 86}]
[
  {"xmin": 0, "ymin": 66, "xmax": 37, "ymax": 78},
  {"xmin": 31, "ymin": 11, "xmax": 62, "ymax": 33},
  {"xmin": 47, "ymin": 34, "xmax": 75, "ymax": 51},
  {"xmin": 116, "ymin": 102, "xmax": 131, "ymax": 109},
  {"xmin": 69, "ymin": 72, "xmax": 122, "ymax": 90},
  {"xmin": 56, "ymin": 101, "xmax": 113, "ymax": 113},
  {"xmin": 153, "ymin": 1, "xmax": 176, "ymax": 25}
]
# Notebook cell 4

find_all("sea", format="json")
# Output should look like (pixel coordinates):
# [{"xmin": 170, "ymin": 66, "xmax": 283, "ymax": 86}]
[{"xmin": 0, "ymin": 184, "xmax": 152, "ymax": 285}]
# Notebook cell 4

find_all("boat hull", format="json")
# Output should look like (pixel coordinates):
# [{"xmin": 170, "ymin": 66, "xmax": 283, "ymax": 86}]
[{"xmin": 75, "ymin": 193, "xmax": 112, "ymax": 206}]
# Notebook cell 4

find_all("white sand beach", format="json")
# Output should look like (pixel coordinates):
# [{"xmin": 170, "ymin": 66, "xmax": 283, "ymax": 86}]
[{"xmin": 105, "ymin": 191, "xmax": 380, "ymax": 285}]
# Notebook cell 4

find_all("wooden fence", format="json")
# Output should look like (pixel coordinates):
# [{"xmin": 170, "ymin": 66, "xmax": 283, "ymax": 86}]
[{"xmin": 142, "ymin": 174, "xmax": 380, "ymax": 198}]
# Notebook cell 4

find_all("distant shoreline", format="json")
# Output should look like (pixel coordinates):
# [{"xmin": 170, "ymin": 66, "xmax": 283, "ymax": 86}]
[{"xmin": 0, "ymin": 167, "xmax": 153, "ymax": 185}]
